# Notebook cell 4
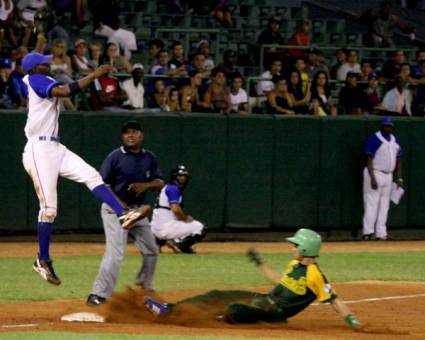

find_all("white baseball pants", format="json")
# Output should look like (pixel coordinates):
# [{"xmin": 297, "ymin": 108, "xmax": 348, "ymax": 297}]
[
  {"xmin": 151, "ymin": 219, "xmax": 204, "ymax": 241},
  {"xmin": 22, "ymin": 140, "xmax": 103, "ymax": 222},
  {"xmin": 362, "ymin": 168, "xmax": 392, "ymax": 239}
]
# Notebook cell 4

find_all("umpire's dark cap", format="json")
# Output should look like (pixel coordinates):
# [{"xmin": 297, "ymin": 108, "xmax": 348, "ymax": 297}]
[{"xmin": 121, "ymin": 121, "xmax": 143, "ymax": 133}]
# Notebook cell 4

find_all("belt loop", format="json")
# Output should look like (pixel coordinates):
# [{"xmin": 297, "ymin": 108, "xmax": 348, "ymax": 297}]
[{"xmin": 38, "ymin": 136, "xmax": 60, "ymax": 142}]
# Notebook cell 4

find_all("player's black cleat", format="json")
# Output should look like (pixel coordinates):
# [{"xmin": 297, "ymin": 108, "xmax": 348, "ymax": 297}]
[
  {"xmin": 175, "ymin": 236, "xmax": 197, "ymax": 254},
  {"xmin": 362, "ymin": 234, "xmax": 373, "ymax": 241},
  {"xmin": 32, "ymin": 258, "xmax": 61, "ymax": 285},
  {"xmin": 177, "ymin": 244, "xmax": 196, "ymax": 254},
  {"xmin": 86, "ymin": 294, "xmax": 107, "ymax": 306},
  {"xmin": 156, "ymin": 237, "xmax": 166, "ymax": 248}
]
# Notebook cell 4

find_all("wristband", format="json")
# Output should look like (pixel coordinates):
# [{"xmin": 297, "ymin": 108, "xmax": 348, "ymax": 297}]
[
  {"xmin": 69, "ymin": 81, "xmax": 82, "ymax": 96},
  {"xmin": 344, "ymin": 314, "xmax": 360, "ymax": 329}
]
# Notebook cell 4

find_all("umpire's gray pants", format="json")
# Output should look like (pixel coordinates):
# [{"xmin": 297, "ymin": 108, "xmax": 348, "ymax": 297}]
[{"xmin": 91, "ymin": 203, "xmax": 159, "ymax": 298}]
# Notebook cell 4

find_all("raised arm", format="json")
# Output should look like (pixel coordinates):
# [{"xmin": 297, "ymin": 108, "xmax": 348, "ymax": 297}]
[
  {"xmin": 51, "ymin": 64, "xmax": 112, "ymax": 97},
  {"xmin": 246, "ymin": 248, "xmax": 281, "ymax": 284}
]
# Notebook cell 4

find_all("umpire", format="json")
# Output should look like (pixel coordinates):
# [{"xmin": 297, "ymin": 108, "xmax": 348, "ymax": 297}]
[{"xmin": 87, "ymin": 121, "xmax": 164, "ymax": 305}]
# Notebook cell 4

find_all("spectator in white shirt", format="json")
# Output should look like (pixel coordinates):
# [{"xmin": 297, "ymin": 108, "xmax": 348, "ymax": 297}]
[
  {"xmin": 337, "ymin": 49, "xmax": 361, "ymax": 81},
  {"xmin": 229, "ymin": 75, "xmax": 248, "ymax": 114},
  {"xmin": 381, "ymin": 75, "xmax": 412, "ymax": 116},
  {"xmin": 122, "ymin": 63, "xmax": 145, "ymax": 110},
  {"xmin": 256, "ymin": 59, "xmax": 282, "ymax": 96},
  {"xmin": 196, "ymin": 40, "xmax": 215, "ymax": 72}
]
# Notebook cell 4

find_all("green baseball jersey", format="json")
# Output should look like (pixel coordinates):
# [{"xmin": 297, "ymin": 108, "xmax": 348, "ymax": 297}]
[{"xmin": 267, "ymin": 259, "xmax": 337, "ymax": 318}]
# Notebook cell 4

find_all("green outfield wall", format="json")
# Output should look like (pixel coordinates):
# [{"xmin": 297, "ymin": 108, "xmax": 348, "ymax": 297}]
[{"xmin": 0, "ymin": 112, "xmax": 423, "ymax": 232}]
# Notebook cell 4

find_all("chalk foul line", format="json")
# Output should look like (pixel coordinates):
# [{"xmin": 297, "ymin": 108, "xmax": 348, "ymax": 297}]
[
  {"xmin": 311, "ymin": 292, "xmax": 425, "ymax": 306},
  {"xmin": 1, "ymin": 323, "xmax": 39, "ymax": 328}
]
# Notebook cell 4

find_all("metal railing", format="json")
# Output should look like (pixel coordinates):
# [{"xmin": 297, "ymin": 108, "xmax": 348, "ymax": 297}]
[
  {"xmin": 259, "ymin": 44, "xmax": 419, "ymax": 73},
  {"xmin": 155, "ymin": 28, "xmax": 221, "ymax": 65}
]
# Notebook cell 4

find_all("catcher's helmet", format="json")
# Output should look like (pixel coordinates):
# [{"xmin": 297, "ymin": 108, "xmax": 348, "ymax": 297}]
[
  {"xmin": 286, "ymin": 228, "xmax": 322, "ymax": 257},
  {"xmin": 171, "ymin": 165, "xmax": 190, "ymax": 181}
]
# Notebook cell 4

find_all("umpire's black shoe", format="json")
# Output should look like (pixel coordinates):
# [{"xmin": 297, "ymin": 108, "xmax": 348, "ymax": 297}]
[
  {"xmin": 32, "ymin": 258, "xmax": 61, "ymax": 285},
  {"xmin": 362, "ymin": 234, "xmax": 373, "ymax": 241},
  {"xmin": 87, "ymin": 294, "xmax": 107, "ymax": 306}
]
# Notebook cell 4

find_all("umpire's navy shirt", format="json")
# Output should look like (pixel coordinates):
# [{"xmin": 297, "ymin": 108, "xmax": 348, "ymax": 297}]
[{"xmin": 100, "ymin": 146, "xmax": 164, "ymax": 206}]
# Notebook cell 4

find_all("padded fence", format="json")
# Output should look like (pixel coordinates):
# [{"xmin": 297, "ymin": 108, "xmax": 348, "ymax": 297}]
[{"xmin": 0, "ymin": 112, "xmax": 423, "ymax": 232}]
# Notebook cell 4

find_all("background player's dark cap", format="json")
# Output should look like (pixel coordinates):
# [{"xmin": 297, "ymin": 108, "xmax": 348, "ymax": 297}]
[
  {"xmin": 381, "ymin": 116, "xmax": 394, "ymax": 127},
  {"xmin": 121, "ymin": 121, "xmax": 143, "ymax": 133}
]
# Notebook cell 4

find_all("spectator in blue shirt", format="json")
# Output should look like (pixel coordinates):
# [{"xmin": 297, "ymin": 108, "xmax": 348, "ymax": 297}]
[
  {"xmin": 0, "ymin": 57, "xmax": 16, "ymax": 109},
  {"xmin": 8, "ymin": 59, "xmax": 28, "ymax": 108}
]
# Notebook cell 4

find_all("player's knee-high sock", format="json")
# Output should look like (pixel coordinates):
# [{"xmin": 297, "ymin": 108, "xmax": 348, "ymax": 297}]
[
  {"xmin": 91, "ymin": 184, "xmax": 125, "ymax": 216},
  {"xmin": 38, "ymin": 222, "xmax": 53, "ymax": 260}
]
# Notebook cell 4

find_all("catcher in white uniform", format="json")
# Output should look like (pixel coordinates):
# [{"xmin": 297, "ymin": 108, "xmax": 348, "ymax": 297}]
[
  {"xmin": 21, "ymin": 52, "xmax": 149, "ymax": 286},
  {"xmin": 362, "ymin": 116, "xmax": 403, "ymax": 240},
  {"xmin": 151, "ymin": 165, "xmax": 206, "ymax": 253}
]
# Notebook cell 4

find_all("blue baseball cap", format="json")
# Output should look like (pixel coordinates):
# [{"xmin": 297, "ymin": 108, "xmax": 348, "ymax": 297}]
[
  {"xmin": 22, "ymin": 52, "xmax": 53, "ymax": 73},
  {"xmin": 381, "ymin": 116, "xmax": 394, "ymax": 127},
  {"xmin": 368, "ymin": 72, "xmax": 379, "ymax": 80},
  {"xmin": 0, "ymin": 58, "xmax": 12, "ymax": 69}
]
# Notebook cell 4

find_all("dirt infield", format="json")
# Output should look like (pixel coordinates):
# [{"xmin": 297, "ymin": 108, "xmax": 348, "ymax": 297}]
[
  {"xmin": 1, "ymin": 241, "xmax": 425, "ymax": 339},
  {"xmin": 1, "ymin": 240, "xmax": 425, "ymax": 257}
]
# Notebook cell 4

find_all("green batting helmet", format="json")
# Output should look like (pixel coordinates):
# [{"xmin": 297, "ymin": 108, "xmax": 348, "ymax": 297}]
[{"xmin": 286, "ymin": 228, "xmax": 322, "ymax": 257}]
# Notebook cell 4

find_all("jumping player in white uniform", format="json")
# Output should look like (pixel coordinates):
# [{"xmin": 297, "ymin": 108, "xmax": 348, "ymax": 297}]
[
  {"xmin": 151, "ymin": 165, "xmax": 206, "ymax": 253},
  {"xmin": 21, "ymin": 52, "xmax": 149, "ymax": 286}
]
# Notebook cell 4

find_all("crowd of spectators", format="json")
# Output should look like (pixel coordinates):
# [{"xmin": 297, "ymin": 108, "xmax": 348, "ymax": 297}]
[{"xmin": 0, "ymin": 0, "xmax": 424, "ymax": 116}]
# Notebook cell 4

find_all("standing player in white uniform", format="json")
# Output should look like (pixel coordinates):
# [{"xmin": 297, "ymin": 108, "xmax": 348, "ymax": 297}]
[
  {"xmin": 21, "ymin": 52, "xmax": 149, "ymax": 286},
  {"xmin": 151, "ymin": 165, "xmax": 206, "ymax": 253},
  {"xmin": 362, "ymin": 116, "xmax": 403, "ymax": 240}
]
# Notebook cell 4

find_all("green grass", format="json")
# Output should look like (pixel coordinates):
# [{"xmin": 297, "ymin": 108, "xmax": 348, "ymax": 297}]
[{"xmin": 1, "ymin": 251, "xmax": 425, "ymax": 303}]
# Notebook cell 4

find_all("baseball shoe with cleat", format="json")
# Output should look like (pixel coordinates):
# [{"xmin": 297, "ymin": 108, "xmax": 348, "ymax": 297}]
[
  {"xmin": 32, "ymin": 258, "xmax": 61, "ymax": 285},
  {"xmin": 362, "ymin": 234, "xmax": 373, "ymax": 241},
  {"xmin": 119, "ymin": 205, "xmax": 151, "ymax": 230},
  {"xmin": 144, "ymin": 296, "xmax": 169, "ymax": 316},
  {"xmin": 86, "ymin": 294, "xmax": 107, "ymax": 306}
]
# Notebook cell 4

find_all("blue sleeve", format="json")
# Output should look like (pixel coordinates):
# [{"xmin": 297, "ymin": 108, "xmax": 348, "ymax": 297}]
[
  {"xmin": 11, "ymin": 77, "xmax": 21, "ymax": 95},
  {"xmin": 155, "ymin": 67, "xmax": 165, "ymax": 75},
  {"xmin": 149, "ymin": 152, "xmax": 164, "ymax": 180},
  {"xmin": 100, "ymin": 151, "xmax": 116, "ymax": 184},
  {"xmin": 365, "ymin": 134, "xmax": 382, "ymax": 158},
  {"xmin": 28, "ymin": 74, "xmax": 59, "ymax": 98},
  {"xmin": 165, "ymin": 184, "xmax": 181, "ymax": 204},
  {"xmin": 395, "ymin": 137, "xmax": 402, "ymax": 158}
]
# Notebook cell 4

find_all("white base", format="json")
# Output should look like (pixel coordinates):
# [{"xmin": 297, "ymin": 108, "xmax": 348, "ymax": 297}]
[{"xmin": 61, "ymin": 312, "xmax": 105, "ymax": 323}]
